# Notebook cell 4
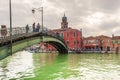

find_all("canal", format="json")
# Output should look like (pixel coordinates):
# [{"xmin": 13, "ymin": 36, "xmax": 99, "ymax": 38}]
[{"xmin": 0, "ymin": 51, "xmax": 120, "ymax": 80}]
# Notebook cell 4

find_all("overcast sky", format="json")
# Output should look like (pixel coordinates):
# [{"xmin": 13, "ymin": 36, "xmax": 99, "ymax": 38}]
[{"xmin": 0, "ymin": 0, "xmax": 120, "ymax": 37}]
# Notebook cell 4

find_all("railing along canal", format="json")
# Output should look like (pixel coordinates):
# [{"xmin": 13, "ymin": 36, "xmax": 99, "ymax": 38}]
[
  {"xmin": 0, "ymin": 26, "xmax": 41, "ymax": 45},
  {"xmin": 0, "ymin": 26, "xmax": 65, "ymax": 46}
]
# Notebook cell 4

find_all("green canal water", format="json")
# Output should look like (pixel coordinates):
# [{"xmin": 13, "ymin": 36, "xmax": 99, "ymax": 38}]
[{"xmin": 0, "ymin": 51, "xmax": 120, "ymax": 80}]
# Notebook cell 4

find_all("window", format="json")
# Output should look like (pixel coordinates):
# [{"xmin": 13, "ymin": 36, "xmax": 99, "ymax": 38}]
[
  {"xmin": 67, "ymin": 32, "xmax": 69, "ymax": 37},
  {"xmin": 112, "ymin": 40, "xmax": 115, "ymax": 44},
  {"xmin": 96, "ymin": 40, "xmax": 99, "ymax": 43},
  {"xmin": 66, "ymin": 41, "xmax": 69, "ymax": 44},
  {"xmin": 74, "ymin": 32, "xmax": 76, "ymax": 37},
  {"xmin": 107, "ymin": 40, "xmax": 110, "ymax": 43},
  {"xmin": 74, "ymin": 40, "xmax": 77, "ymax": 45},
  {"xmin": 88, "ymin": 40, "xmax": 94, "ymax": 44},
  {"xmin": 77, "ymin": 41, "xmax": 79, "ymax": 44}
]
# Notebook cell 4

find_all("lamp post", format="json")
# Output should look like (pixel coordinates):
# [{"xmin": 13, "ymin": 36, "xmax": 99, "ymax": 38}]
[
  {"xmin": 32, "ymin": 7, "xmax": 44, "ymax": 53},
  {"xmin": 32, "ymin": 7, "xmax": 43, "ymax": 32},
  {"xmin": 9, "ymin": 0, "xmax": 12, "ymax": 55}
]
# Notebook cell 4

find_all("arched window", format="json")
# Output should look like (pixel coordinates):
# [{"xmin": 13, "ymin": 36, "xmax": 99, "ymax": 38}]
[
  {"xmin": 66, "ymin": 41, "xmax": 69, "ymax": 44},
  {"xmin": 74, "ymin": 32, "xmax": 76, "ymax": 37},
  {"xmin": 67, "ymin": 32, "xmax": 69, "ymax": 37},
  {"xmin": 74, "ymin": 40, "xmax": 77, "ymax": 45}
]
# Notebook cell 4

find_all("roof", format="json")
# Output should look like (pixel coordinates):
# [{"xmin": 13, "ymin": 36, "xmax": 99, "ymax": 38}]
[
  {"xmin": 113, "ymin": 36, "xmax": 120, "ymax": 40},
  {"xmin": 83, "ymin": 36, "xmax": 95, "ymax": 40},
  {"xmin": 83, "ymin": 35, "xmax": 111, "ymax": 40},
  {"xmin": 96, "ymin": 35, "xmax": 111, "ymax": 39},
  {"xmin": 52, "ymin": 27, "xmax": 80, "ymax": 32}
]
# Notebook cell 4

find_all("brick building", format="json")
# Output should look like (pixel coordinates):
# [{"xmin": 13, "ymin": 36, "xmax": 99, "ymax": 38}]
[
  {"xmin": 47, "ymin": 14, "xmax": 83, "ymax": 52},
  {"xmin": 83, "ymin": 35, "xmax": 113, "ymax": 52},
  {"xmin": 83, "ymin": 36, "xmax": 100, "ymax": 51},
  {"xmin": 112, "ymin": 35, "xmax": 120, "ymax": 53}
]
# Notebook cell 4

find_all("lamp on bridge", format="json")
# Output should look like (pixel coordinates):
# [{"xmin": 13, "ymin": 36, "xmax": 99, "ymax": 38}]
[
  {"xmin": 9, "ymin": 0, "xmax": 12, "ymax": 55},
  {"xmin": 32, "ymin": 7, "xmax": 43, "ymax": 32}
]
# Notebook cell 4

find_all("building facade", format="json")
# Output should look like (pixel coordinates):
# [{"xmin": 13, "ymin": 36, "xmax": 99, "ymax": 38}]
[
  {"xmin": 112, "ymin": 35, "xmax": 120, "ymax": 53},
  {"xmin": 83, "ymin": 35, "xmax": 113, "ymax": 52},
  {"xmin": 47, "ymin": 14, "xmax": 83, "ymax": 52},
  {"xmin": 83, "ymin": 36, "xmax": 100, "ymax": 51}
]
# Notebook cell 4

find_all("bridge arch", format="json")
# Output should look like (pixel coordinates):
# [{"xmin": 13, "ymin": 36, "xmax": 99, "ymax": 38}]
[
  {"xmin": 0, "ymin": 32, "xmax": 68, "ymax": 60},
  {"xmin": 42, "ymin": 35, "xmax": 68, "ymax": 53}
]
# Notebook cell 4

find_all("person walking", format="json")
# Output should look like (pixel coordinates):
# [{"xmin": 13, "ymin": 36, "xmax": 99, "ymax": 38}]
[
  {"xmin": 45, "ymin": 28, "xmax": 48, "ymax": 35},
  {"xmin": 32, "ymin": 22, "xmax": 35, "ymax": 32},
  {"xmin": 36, "ymin": 23, "xmax": 40, "ymax": 32},
  {"xmin": 25, "ymin": 24, "xmax": 29, "ymax": 33}
]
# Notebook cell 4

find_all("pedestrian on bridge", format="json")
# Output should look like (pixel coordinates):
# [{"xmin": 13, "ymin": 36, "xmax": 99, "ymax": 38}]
[
  {"xmin": 32, "ymin": 22, "xmax": 36, "ymax": 32},
  {"xmin": 25, "ymin": 24, "xmax": 29, "ymax": 33},
  {"xmin": 45, "ymin": 28, "xmax": 48, "ymax": 35},
  {"xmin": 36, "ymin": 23, "xmax": 40, "ymax": 32}
]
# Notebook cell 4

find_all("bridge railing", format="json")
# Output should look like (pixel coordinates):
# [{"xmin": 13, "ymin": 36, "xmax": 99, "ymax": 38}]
[
  {"xmin": 0, "ymin": 26, "xmax": 67, "ymax": 48},
  {"xmin": 0, "ymin": 25, "xmax": 50, "ymax": 37},
  {"xmin": 0, "ymin": 26, "xmax": 43, "ymax": 43},
  {"xmin": 0, "ymin": 26, "xmax": 41, "ymax": 37}
]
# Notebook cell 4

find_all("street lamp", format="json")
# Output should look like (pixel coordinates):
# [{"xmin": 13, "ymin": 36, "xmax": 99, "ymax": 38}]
[
  {"xmin": 32, "ymin": 7, "xmax": 43, "ymax": 32},
  {"xmin": 9, "ymin": 0, "xmax": 12, "ymax": 55}
]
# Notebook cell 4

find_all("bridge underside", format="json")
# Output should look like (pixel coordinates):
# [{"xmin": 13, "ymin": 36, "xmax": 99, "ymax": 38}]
[{"xmin": 45, "ymin": 41, "xmax": 68, "ymax": 54}]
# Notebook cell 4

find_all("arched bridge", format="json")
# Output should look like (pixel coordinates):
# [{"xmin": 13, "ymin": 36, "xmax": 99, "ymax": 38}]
[{"xmin": 0, "ymin": 31, "xmax": 68, "ymax": 60}]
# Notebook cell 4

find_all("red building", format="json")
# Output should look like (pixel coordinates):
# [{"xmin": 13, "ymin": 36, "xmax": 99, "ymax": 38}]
[
  {"xmin": 83, "ymin": 35, "xmax": 113, "ymax": 52},
  {"xmin": 83, "ymin": 36, "xmax": 100, "ymax": 51},
  {"xmin": 112, "ymin": 35, "xmax": 120, "ymax": 53},
  {"xmin": 51, "ymin": 14, "xmax": 83, "ymax": 51}
]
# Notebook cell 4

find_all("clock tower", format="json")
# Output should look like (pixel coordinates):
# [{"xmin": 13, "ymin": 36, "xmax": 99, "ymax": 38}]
[{"xmin": 61, "ymin": 13, "xmax": 68, "ymax": 29}]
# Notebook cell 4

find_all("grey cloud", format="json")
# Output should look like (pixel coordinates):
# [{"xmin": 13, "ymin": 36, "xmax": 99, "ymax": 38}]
[
  {"xmin": 91, "ymin": 0, "xmax": 120, "ymax": 13},
  {"xmin": 0, "ymin": 0, "xmax": 120, "ymax": 37},
  {"xmin": 34, "ymin": 0, "xmax": 120, "ymax": 37},
  {"xmin": 98, "ymin": 19, "xmax": 120, "ymax": 31},
  {"xmin": 47, "ymin": 0, "xmax": 92, "ymax": 16}
]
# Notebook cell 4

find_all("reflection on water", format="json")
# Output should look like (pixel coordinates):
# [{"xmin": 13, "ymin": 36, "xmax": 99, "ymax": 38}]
[
  {"xmin": 0, "ymin": 51, "xmax": 34, "ymax": 80},
  {"xmin": 0, "ymin": 51, "xmax": 120, "ymax": 80},
  {"xmin": 67, "ymin": 54, "xmax": 120, "ymax": 80}
]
